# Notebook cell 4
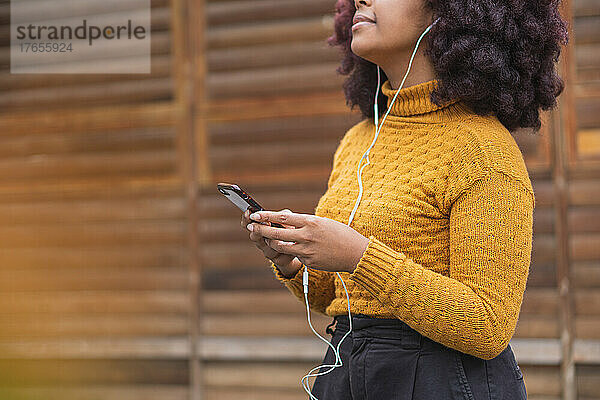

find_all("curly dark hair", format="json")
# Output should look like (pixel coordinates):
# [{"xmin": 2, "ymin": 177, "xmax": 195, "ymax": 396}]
[{"xmin": 327, "ymin": 0, "xmax": 569, "ymax": 132}]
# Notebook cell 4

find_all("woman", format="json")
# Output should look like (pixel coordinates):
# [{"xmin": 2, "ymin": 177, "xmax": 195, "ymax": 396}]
[{"xmin": 241, "ymin": 0, "xmax": 568, "ymax": 398}]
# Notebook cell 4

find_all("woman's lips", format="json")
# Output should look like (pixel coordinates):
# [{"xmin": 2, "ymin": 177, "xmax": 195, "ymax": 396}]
[{"xmin": 352, "ymin": 21, "xmax": 375, "ymax": 31}]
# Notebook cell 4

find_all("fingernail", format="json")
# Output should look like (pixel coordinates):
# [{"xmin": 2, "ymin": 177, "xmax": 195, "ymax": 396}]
[
  {"xmin": 249, "ymin": 213, "xmax": 260, "ymax": 221},
  {"xmin": 246, "ymin": 223, "xmax": 253, "ymax": 231}
]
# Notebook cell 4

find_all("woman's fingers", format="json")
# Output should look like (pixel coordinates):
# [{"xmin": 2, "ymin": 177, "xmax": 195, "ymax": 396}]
[
  {"xmin": 248, "ymin": 230, "xmax": 277, "ymax": 255},
  {"xmin": 279, "ymin": 209, "xmax": 296, "ymax": 229},
  {"xmin": 241, "ymin": 209, "xmax": 302, "ymax": 277},
  {"xmin": 242, "ymin": 208, "xmax": 302, "ymax": 261},
  {"xmin": 248, "ymin": 221, "xmax": 303, "ymax": 243},
  {"xmin": 241, "ymin": 210, "xmax": 277, "ymax": 257},
  {"xmin": 242, "ymin": 209, "xmax": 303, "ymax": 243},
  {"xmin": 241, "ymin": 209, "xmax": 250, "ymax": 228},
  {"xmin": 249, "ymin": 209, "xmax": 310, "ymax": 228}
]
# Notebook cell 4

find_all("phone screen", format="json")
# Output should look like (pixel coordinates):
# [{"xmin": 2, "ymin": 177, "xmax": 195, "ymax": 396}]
[{"xmin": 217, "ymin": 183, "xmax": 284, "ymax": 228}]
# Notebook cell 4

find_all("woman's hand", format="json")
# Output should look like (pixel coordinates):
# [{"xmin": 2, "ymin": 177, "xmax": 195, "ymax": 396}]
[
  {"xmin": 241, "ymin": 209, "xmax": 302, "ymax": 278},
  {"xmin": 245, "ymin": 210, "xmax": 370, "ymax": 274}
]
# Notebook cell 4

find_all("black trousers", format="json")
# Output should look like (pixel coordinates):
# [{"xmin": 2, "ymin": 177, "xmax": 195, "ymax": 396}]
[{"xmin": 310, "ymin": 314, "xmax": 527, "ymax": 400}]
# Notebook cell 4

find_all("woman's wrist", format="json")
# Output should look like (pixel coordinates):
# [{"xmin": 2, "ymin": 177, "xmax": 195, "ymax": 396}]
[
  {"xmin": 275, "ymin": 257, "xmax": 302, "ymax": 279},
  {"xmin": 345, "ymin": 234, "xmax": 370, "ymax": 274}
]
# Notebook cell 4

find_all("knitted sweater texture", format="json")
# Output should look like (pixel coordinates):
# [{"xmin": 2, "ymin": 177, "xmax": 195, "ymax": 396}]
[{"xmin": 270, "ymin": 79, "xmax": 535, "ymax": 360}]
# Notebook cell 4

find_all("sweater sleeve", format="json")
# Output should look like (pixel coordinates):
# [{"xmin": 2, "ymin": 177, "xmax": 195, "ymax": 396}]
[{"xmin": 348, "ymin": 168, "xmax": 535, "ymax": 359}]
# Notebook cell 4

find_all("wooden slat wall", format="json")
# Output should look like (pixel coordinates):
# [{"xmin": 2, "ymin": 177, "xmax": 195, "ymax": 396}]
[
  {"xmin": 573, "ymin": 0, "xmax": 600, "ymax": 159},
  {"xmin": 0, "ymin": 0, "xmax": 191, "ymax": 399},
  {"xmin": 571, "ymin": 1, "xmax": 600, "ymax": 399}
]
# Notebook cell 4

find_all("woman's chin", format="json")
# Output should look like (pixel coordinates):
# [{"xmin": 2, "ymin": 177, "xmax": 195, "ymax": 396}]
[{"xmin": 350, "ymin": 42, "xmax": 376, "ymax": 61}]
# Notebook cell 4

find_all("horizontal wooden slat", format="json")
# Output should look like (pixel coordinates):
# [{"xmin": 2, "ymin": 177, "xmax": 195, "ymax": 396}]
[
  {"xmin": 576, "ymin": 43, "xmax": 600, "ymax": 70},
  {"xmin": 203, "ymin": 291, "xmax": 304, "ymax": 314},
  {"xmin": 210, "ymin": 140, "xmax": 339, "ymax": 175},
  {"xmin": 575, "ymin": 0, "xmax": 600, "ymax": 16},
  {"xmin": 0, "ymin": 267, "xmax": 187, "ymax": 291},
  {"xmin": 0, "ymin": 314, "xmax": 188, "ymax": 338},
  {"xmin": 526, "ymin": 262, "xmax": 557, "ymax": 288},
  {"xmin": 205, "ymin": 389, "xmax": 305, "ymax": 400},
  {"xmin": 206, "ymin": 16, "xmax": 333, "ymax": 49},
  {"xmin": 0, "ymin": 245, "xmax": 186, "ymax": 270},
  {"xmin": 3, "ymin": 0, "xmax": 165, "ymax": 22},
  {"xmin": 515, "ymin": 315, "xmax": 559, "ymax": 338},
  {"xmin": 532, "ymin": 234, "xmax": 556, "ymax": 264},
  {"xmin": 0, "ymin": 176, "xmax": 183, "ymax": 203},
  {"xmin": 0, "ymin": 8, "xmax": 172, "ymax": 42},
  {"xmin": 206, "ymin": 0, "xmax": 335, "ymax": 27},
  {"xmin": 0, "ymin": 338, "xmax": 189, "ymax": 359},
  {"xmin": 208, "ymin": 113, "xmax": 357, "ymax": 145},
  {"xmin": 208, "ymin": 63, "xmax": 344, "ymax": 98},
  {"xmin": 570, "ymin": 207, "xmax": 600, "ymax": 232},
  {"xmin": 0, "ymin": 385, "xmax": 188, "ymax": 400},
  {"xmin": 0, "ymin": 359, "xmax": 187, "ymax": 384},
  {"xmin": 575, "ymin": 340, "xmax": 600, "ymax": 364},
  {"xmin": 207, "ymin": 90, "xmax": 352, "ymax": 122},
  {"xmin": 203, "ymin": 361, "xmax": 313, "ymax": 389},
  {"xmin": 578, "ymin": 364, "xmax": 600, "ymax": 397},
  {"xmin": 573, "ymin": 261, "xmax": 600, "ymax": 288},
  {"xmin": 212, "ymin": 164, "xmax": 334, "ymax": 188},
  {"xmin": 0, "ymin": 77, "xmax": 173, "ymax": 110},
  {"xmin": 577, "ymin": 66, "xmax": 600, "ymax": 83},
  {"xmin": 569, "ymin": 179, "xmax": 600, "ymax": 205},
  {"xmin": 576, "ymin": 92, "xmax": 600, "ymax": 129},
  {"xmin": 0, "ymin": 126, "xmax": 175, "ymax": 158},
  {"xmin": 521, "ymin": 366, "xmax": 561, "ymax": 397},
  {"xmin": 208, "ymin": 40, "xmax": 340, "ymax": 72},
  {"xmin": 0, "ymin": 197, "xmax": 184, "ymax": 225},
  {"xmin": 0, "ymin": 30, "xmax": 171, "ymax": 75},
  {"xmin": 576, "ymin": 316, "xmax": 600, "ymax": 339},
  {"xmin": 200, "ymin": 336, "xmax": 325, "ymax": 362},
  {"xmin": 0, "ymin": 102, "xmax": 176, "ymax": 136},
  {"xmin": 577, "ymin": 128, "xmax": 600, "ymax": 158},
  {"xmin": 571, "ymin": 233, "xmax": 600, "ymax": 260},
  {"xmin": 0, "ymin": 56, "xmax": 172, "ymax": 91},
  {"xmin": 0, "ymin": 150, "xmax": 176, "ymax": 182},
  {"xmin": 1, "ymin": 291, "xmax": 188, "ymax": 313},
  {"xmin": 573, "ymin": 15, "xmax": 600, "ymax": 44},
  {"xmin": 532, "ymin": 180, "xmax": 554, "ymax": 207},
  {"xmin": 0, "ymin": 221, "xmax": 185, "ymax": 248},
  {"xmin": 201, "ymin": 313, "xmax": 331, "ymax": 337},
  {"xmin": 203, "ymin": 266, "xmax": 294, "ymax": 291}
]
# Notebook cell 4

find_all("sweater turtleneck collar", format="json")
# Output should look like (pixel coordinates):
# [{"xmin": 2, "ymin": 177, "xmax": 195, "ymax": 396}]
[{"xmin": 380, "ymin": 79, "xmax": 471, "ymax": 121}]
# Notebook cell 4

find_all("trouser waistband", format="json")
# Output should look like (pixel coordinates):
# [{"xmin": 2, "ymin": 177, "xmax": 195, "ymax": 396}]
[{"xmin": 331, "ymin": 314, "xmax": 424, "ymax": 347}]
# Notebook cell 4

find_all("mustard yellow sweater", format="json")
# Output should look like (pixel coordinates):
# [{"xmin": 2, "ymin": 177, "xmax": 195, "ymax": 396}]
[{"xmin": 270, "ymin": 79, "xmax": 535, "ymax": 360}]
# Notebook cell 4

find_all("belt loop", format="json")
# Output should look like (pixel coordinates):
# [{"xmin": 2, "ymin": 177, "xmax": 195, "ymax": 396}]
[{"xmin": 325, "ymin": 318, "xmax": 336, "ymax": 336}]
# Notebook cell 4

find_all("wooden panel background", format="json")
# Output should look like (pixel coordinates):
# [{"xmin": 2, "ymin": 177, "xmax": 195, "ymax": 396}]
[
  {"xmin": 0, "ymin": 0, "xmax": 190, "ymax": 399},
  {"xmin": 0, "ymin": 0, "xmax": 598, "ymax": 399}
]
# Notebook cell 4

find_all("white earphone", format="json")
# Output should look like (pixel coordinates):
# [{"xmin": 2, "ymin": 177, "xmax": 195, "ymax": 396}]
[{"xmin": 300, "ymin": 16, "xmax": 441, "ymax": 399}]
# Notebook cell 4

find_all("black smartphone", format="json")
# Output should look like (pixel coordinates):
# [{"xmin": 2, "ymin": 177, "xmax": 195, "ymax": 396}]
[{"xmin": 217, "ymin": 183, "xmax": 285, "ymax": 228}]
